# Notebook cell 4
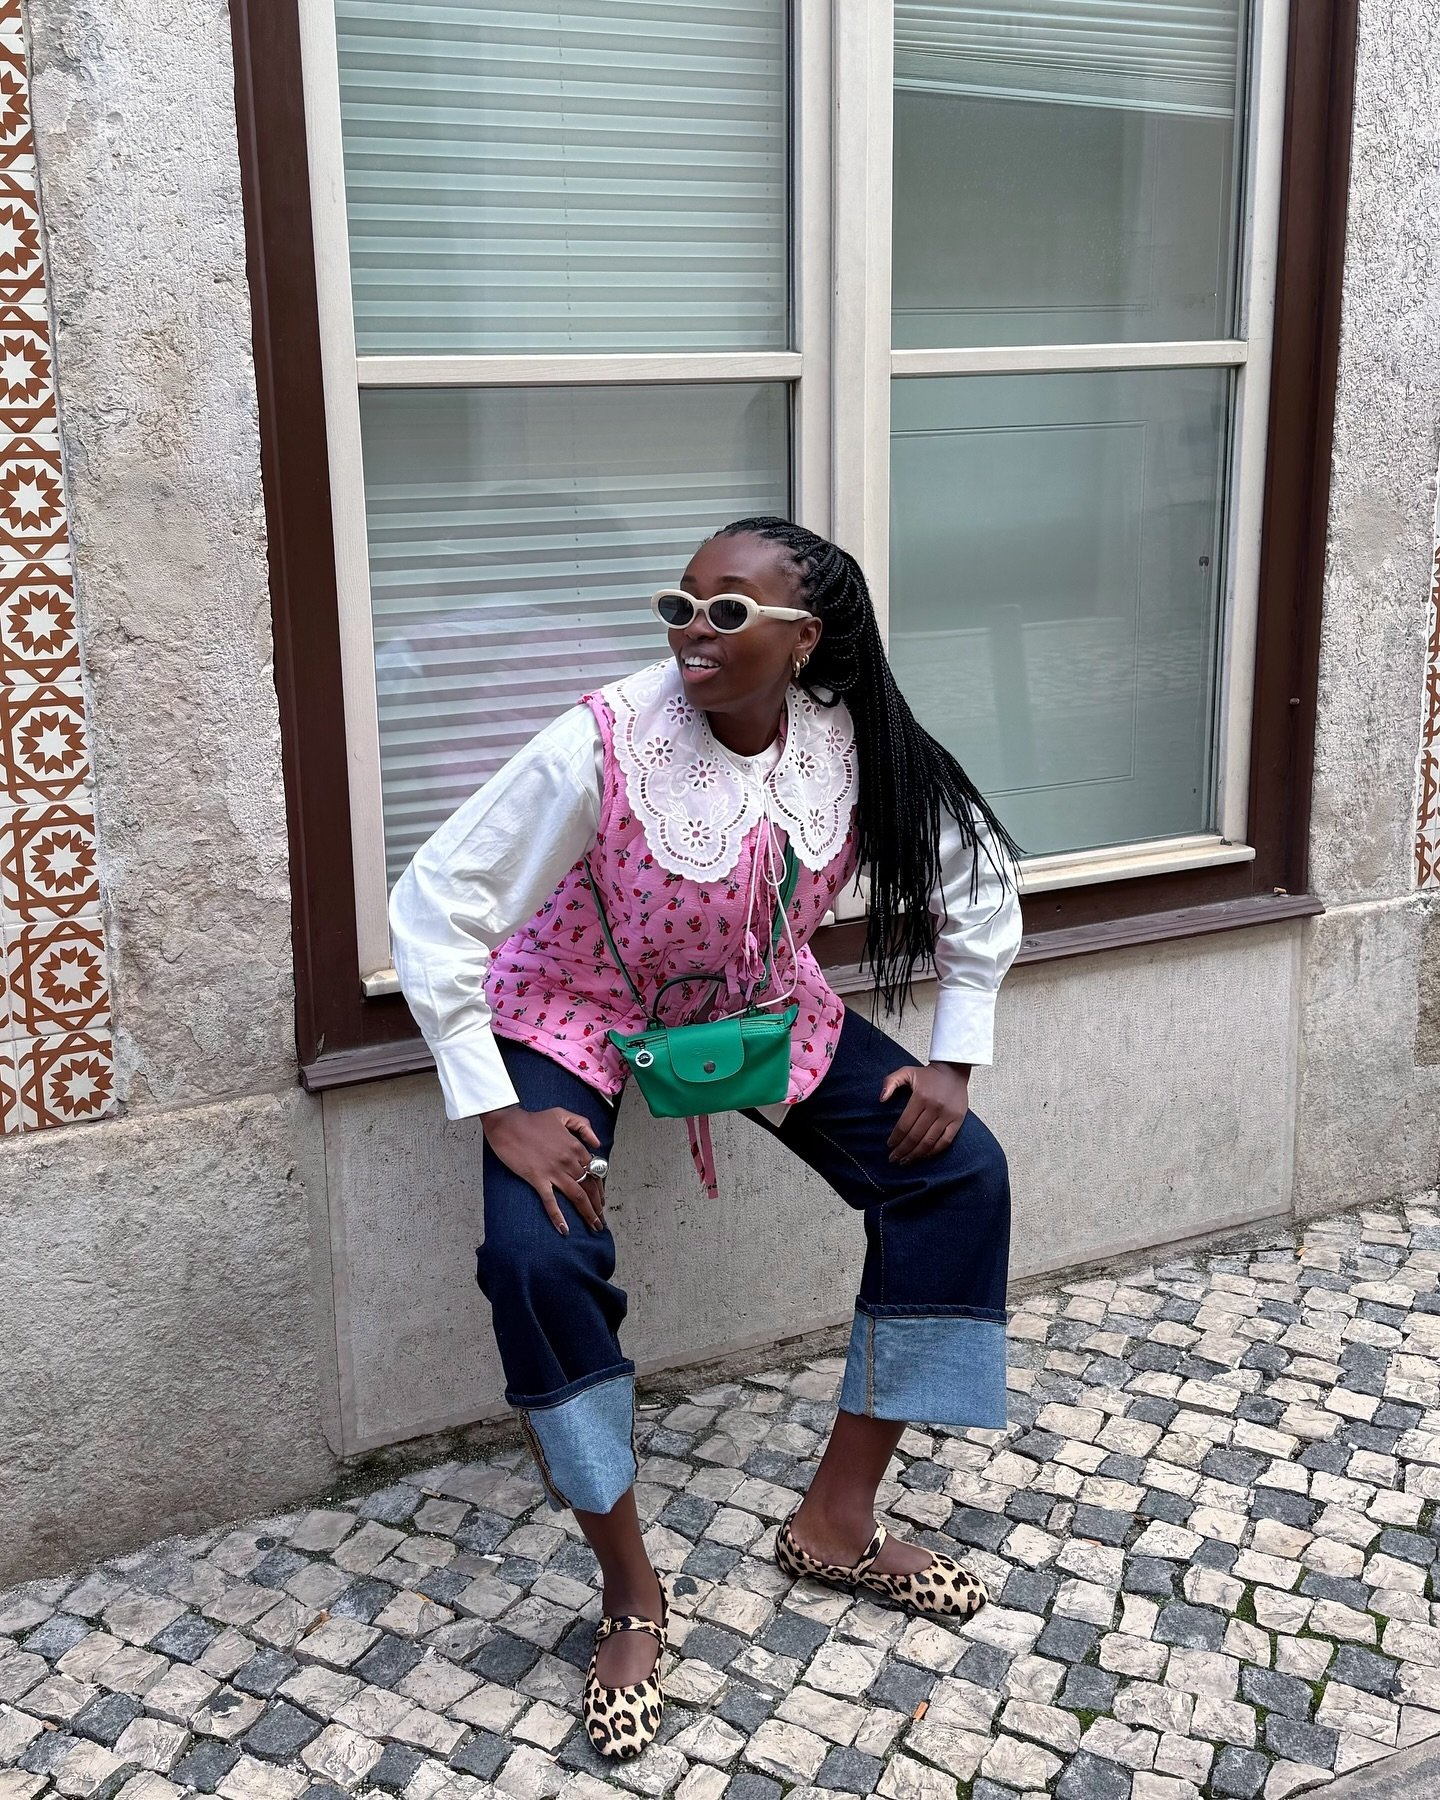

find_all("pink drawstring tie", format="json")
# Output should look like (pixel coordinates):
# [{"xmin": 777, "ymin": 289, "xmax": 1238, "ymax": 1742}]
[{"xmin": 686, "ymin": 1116, "xmax": 719, "ymax": 1200}]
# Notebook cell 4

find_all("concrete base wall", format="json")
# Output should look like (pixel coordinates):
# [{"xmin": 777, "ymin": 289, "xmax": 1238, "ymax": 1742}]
[
  {"xmin": 1296, "ymin": 0, "xmax": 1440, "ymax": 1224},
  {"xmin": 1295, "ymin": 897, "xmax": 1440, "ymax": 1221},
  {"xmin": 320, "ymin": 924, "xmax": 1302, "ymax": 1457},
  {"xmin": 0, "ymin": 1090, "xmax": 339, "ymax": 1587}
]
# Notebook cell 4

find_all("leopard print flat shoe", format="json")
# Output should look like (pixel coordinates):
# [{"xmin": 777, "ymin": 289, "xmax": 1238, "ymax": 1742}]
[
  {"xmin": 775, "ymin": 1509, "xmax": 988, "ymax": 1620},
  {"xmin": 583, "ymin": 1594, "xmax": 668, "ymax": 1761}
]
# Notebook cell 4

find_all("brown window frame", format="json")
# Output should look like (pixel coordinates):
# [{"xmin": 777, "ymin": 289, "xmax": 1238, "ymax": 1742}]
[{"xmin": 229, "ymin": 0, "xmax": 1358, "ymax": 1093}]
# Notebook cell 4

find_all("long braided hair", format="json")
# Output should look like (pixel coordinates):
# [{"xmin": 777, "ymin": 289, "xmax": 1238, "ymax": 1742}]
[{"xmin": 712, "ymin": 516, "xmax": 1023, "ymax": 1017}]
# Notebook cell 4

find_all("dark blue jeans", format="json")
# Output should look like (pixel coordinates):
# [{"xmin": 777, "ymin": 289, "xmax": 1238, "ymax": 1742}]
[{"xmin": 478, "ymin": 1006, "xmax": 1010, "ymax": 1513}]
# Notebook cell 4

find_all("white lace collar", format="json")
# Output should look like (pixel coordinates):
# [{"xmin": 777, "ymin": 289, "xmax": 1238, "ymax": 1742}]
[{"xmin": 603, "ymin": 660, "xmax": 858, "ymax": 881}]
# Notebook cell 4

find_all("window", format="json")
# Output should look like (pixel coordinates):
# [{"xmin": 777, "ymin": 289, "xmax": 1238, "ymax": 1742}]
[
  {"xmin": 231, "ymin": 0, "xmax": 1356, "ymax": 1079},
  {"xmin": 885, "ymin": 1, "xmax": 1282, "ymax": 883}
]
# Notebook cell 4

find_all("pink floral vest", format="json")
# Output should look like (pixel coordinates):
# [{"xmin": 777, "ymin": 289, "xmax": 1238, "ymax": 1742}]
[{"xmin": 487, "ymin": 663, "xmax": 859, "ymax": 1111}]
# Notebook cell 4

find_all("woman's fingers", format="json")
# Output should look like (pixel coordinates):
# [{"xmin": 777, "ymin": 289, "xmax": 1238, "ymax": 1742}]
[
  {"xmin": 900, "ymin": 1118, "xmax": 950, "ymax": 1165},
  {"xmin": 887, "ymin": 1087, "xmax": 931, "ymax": 1158},
  {"xmin": 878, "ymin": 1067, "xmax": 917, "ymax": 1108},
  {"xmin": 897, "ymin": 1113, "xmax": 967, "ymax": 1165},
  {"xmin": 555, "ymin": 1173, "xmax": 604, "ymax": 1233},
  {"xmin": 581, "ymin": 1173, "xmax": 606, "ymax": 1223},
  {"xmin": 567, "ymin": 1113, "xmax": 602, "ymax": 1153},
  {"xmin": 537, "ymin": 1184, "xmax": 570, "ymax": 1237}
]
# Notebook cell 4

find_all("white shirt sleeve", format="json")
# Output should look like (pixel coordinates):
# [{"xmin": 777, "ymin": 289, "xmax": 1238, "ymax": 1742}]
[
  {"xmin": 927, "ymin": 810, "xmax": 1023, "ymax": 1069},
  {"xmin": 387, "ymin": 707, "xmax": 606, "ymax": 1119}
]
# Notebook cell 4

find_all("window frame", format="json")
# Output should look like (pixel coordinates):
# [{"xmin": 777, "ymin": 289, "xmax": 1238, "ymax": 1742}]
[{"xmin": 230, "ymin": 0, "xmax": 1356, "ymax": 1089}]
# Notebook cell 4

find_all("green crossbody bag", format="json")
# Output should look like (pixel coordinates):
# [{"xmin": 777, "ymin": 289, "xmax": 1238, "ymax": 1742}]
[{"xmin": 582, "ymin": 847, "xmax": 800, "ymax": 1119}]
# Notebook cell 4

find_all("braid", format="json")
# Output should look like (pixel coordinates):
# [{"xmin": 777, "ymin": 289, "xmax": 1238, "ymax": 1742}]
[{"xmin": 712, "ymin": 515, "xmax": 1023, "ymax": 1017}]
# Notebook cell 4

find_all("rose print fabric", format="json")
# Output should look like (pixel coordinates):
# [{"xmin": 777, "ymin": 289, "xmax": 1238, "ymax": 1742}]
[{"xmin": 487, "ymin": 675, "xmax": 858, "ymax": 1109}]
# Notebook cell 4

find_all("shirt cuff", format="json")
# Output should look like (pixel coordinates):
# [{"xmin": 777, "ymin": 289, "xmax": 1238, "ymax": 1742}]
[
  {"xmin": 929, "ymin": 988, "xmax": 997, "ymax": 1068},
  {"xmin": 430, "ymin": 1030, "xmax": 520, "ymax": 1119}
]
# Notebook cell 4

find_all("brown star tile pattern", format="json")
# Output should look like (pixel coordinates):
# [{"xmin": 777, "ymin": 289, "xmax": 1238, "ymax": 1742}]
[
  {"xmin": 0, "ymin": 26, "xmax": 112, "ymax": 1134},
  {"xmin": 0, "ymin": 1036, "xmax": 16, "ymax": 1132},
  {"xmin": 0, "ymin": 801, "xmax": 99, "ymax": 923},
  {"xmin": 0, "ymin": 35, "xmax": 32, "ymax": 172},
  {"xmin": 0, "ymin": 435, "xmax": 66, "ymax": 559},
  {"xmin": 0, "ymin": 561, "xmax": 78, "ymax": 686},
  {"xmin": 0, "ymin": 910, "xmax": 10, "ymax": 1036},
  {"xmin": 0, "ymin": 311, "xmax": 54, "ymax": 432},
  {"xmin": 0, "ymin": 681, "xmax": 89, "ymax": 802},
  {"xmin": 0, "ymin": 169, "xmax": 43, "ymax": 309},
  {"xmin": 15, "ymin": 1025, "xmax": 114, "ymax": 1127},
  {"xmin": 4, "ymin": 917, "xmax": 109, "ymax": 1035}
]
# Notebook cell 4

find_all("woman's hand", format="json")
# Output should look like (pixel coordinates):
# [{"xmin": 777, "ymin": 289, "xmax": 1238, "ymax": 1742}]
[
  {"xmin": 481, "ymin": 1106, "xmax": 607, "ymax": 1236},
  {"xmin": 880, "ymin": 1061, "xmax": 971, "ymax": 1165}
]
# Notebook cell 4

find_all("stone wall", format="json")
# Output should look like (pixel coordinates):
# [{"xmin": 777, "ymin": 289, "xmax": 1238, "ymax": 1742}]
[
  {"xmin": 1295, "ymin": 0, "xmax": 1440, "ymax": 1217},
  {"xmin": 0, "ymin": 0, "xmax": 338, "ymax": 1584}
]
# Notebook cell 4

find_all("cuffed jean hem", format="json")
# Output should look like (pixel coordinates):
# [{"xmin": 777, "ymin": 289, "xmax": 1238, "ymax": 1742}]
[
  {"xmin": 838, "ymin": 1303, "xmax": 1008, "ymax": 1431},
  {"xmin": 515, "ymin": 1369, "xmax": 638, "ymax": 1515}
]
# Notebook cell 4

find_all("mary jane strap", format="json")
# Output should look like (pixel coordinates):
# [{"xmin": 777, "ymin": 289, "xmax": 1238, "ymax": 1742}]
[
  {"xmin": 594, "ymin": 1612, "xmax": 666, "ymax": 1647},
  {"xmin": 850, "ymin": 1522, "xmax": 888, "ymax": 1581}
]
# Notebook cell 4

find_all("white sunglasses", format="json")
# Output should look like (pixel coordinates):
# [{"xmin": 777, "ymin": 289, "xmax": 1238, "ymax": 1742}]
[{"xmin": 650, "ymin": 588, "xmax": 811, "ymax": 635}]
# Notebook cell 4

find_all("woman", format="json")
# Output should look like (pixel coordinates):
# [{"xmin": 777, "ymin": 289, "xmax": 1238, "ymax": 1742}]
[{"xmin": 390, "ymin": 517, "xmax": 1022, "ymax": 1760}]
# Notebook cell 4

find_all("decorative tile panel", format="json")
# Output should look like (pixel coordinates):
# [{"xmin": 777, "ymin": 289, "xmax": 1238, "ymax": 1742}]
[
  {"xmin": 0, "ymin": 680, "xmax": 88, "ymax": 799},
  {"xmin": 0, "ymin": 561, "xmax": 77, "ymax": 685},
  {"xmin": 0, "ymin": 39, "xmax": 32, "ymax": 172},
  {"xmin": 0, "ymin": 1037, "xmax": 16, "ymax": 1132},
  {"xmin": 0, "ymin": 801, "xmax": 99, "ymax": 922},
  {"xmin": 4, "ymin": 917, "xmax": 108, "ymax": 1035},
  {"xmin": 0, "ymin": 10, "xmax": 112, "ymax": 1132},
  {"xmin": 0, "ymin": 170, "xmax": 43, "ymax": 310},
  {"xmin": 1418, "ymin": 469, "xmax": 1440, "ymax": 888},
  {"xmin": 0, "ymin": 309, "xmax": 54, "ymax": 431}
]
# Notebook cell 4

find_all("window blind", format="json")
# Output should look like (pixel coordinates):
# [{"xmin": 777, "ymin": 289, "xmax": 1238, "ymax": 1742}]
[
  {"xmin": 362, "ymin": 382, "xmax": 789, "ymax": 886},
  {"xmin": 335, "ymin": 0, "xmax": 790, "ymax": 355},
  {"xmin": 894, "ymin": 1, "xmax": 1242, "ymax": 117}
]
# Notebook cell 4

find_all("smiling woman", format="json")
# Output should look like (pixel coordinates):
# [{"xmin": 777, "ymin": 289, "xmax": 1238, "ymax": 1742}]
[{"xmin": 388, "ymin": 514, "xmax": 1023, "ymax": 1759}]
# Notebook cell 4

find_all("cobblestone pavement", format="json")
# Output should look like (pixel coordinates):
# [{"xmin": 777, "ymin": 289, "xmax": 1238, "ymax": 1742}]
[{"xmin": 8, "ymin": 1200, "xmax": 1440, "ymax": 1800}]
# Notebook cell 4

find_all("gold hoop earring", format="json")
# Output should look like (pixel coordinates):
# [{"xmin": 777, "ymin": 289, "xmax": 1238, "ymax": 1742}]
[{"xmin": 793, "ymin": 653, "xmax": 810, "ymax": 679}]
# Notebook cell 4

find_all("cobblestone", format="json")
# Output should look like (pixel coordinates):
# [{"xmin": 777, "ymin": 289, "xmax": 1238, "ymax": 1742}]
[{"xmin": 9, "ymin": 1200, "xmax": 1440, "ymax": 1796}]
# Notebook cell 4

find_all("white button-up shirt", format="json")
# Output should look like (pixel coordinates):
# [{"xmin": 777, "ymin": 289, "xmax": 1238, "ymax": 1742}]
[{"xmin": 389, "ymin": 706, "xmax": 1023, "ymax": 1119}]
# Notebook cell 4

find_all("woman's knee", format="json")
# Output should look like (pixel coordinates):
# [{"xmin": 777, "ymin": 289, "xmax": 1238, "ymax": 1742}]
[
  {"xmin": 958, "ymin": 1109, "xmax": 1009, "ymax": 1195},
  {"xmin": 476, "ymin": 1225, "xmax": 592, "ymax": 1311}
]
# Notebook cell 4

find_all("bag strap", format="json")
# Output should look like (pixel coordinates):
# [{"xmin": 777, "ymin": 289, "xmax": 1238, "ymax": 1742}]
[
  {"xmin": 583, "ymin": 855, "xmax": 648, "ymax": 1016},
  {"xmin": 584, "ymin": 841, "xmax": 798, "ymax": 1027}
]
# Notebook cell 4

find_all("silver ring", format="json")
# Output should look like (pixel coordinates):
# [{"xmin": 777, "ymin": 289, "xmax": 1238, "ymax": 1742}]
[{"xmin": 585, "ymin": 1156, "xmax": 609, "ymax": 1182}]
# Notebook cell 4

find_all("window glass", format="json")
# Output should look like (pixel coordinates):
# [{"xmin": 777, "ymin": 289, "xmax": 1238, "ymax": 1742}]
[
  {"xmin": 892, "ymin": 1, "xmax": 1246, "ymax": 347},
  {"xmin": 889, "ymin": 369, "xmax": 1230, "ymax": 856},
  {"xmin": 363, "ymin": 382, "xmax": 790, "ymax": 883},
  {"xmin": 336, "ymin": 0, "xmax": 790, "ymax": 354}
]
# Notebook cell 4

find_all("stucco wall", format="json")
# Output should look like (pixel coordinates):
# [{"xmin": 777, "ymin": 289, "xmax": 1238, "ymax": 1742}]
[
  {"xmin": 1296, "ymin": 0, "xmax": 1440, "ymax": 1216},
  {"xmin": 0, "ymin": 0, "xmax": 338, "ymax": 1585}
]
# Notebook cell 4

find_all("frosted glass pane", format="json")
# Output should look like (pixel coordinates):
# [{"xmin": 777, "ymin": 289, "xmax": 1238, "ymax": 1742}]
[
  {"xmin": 889, "ymin": 370, "xmax": 1230, "ymax": 856},
  {"xmin": 335, "ymin": 0, "xmax": 790, "ymax": 355},
  {"xmin": 362, "ymin": 383, "xmax": 789, "ymax": 883},
  {"xmin": 893, "ymin": 2, "xmax": 1245, "ymax": 347}
]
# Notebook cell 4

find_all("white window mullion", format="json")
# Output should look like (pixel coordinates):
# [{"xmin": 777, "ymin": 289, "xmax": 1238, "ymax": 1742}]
[
  {"xmin": 298, "ymin": 0, "xmax": 393, "ymax": 983},
  {"xmin": 793, "ymin": 0, "xmax": 834, "ymax": 536},
  {"xmin": 831, "ymin": 0, "xmax": 894, "ymax": 631},
  {"xmin": 891, "ymin": 341, "xmax": 1249, "ymax": 378},
  {"xmin": 355, "ymin": 353, "xmax": 804, "ymax": 388},
  {"xmin": 1213, "ymin": 0, "xmax": 1289, "ymax": 848}
]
